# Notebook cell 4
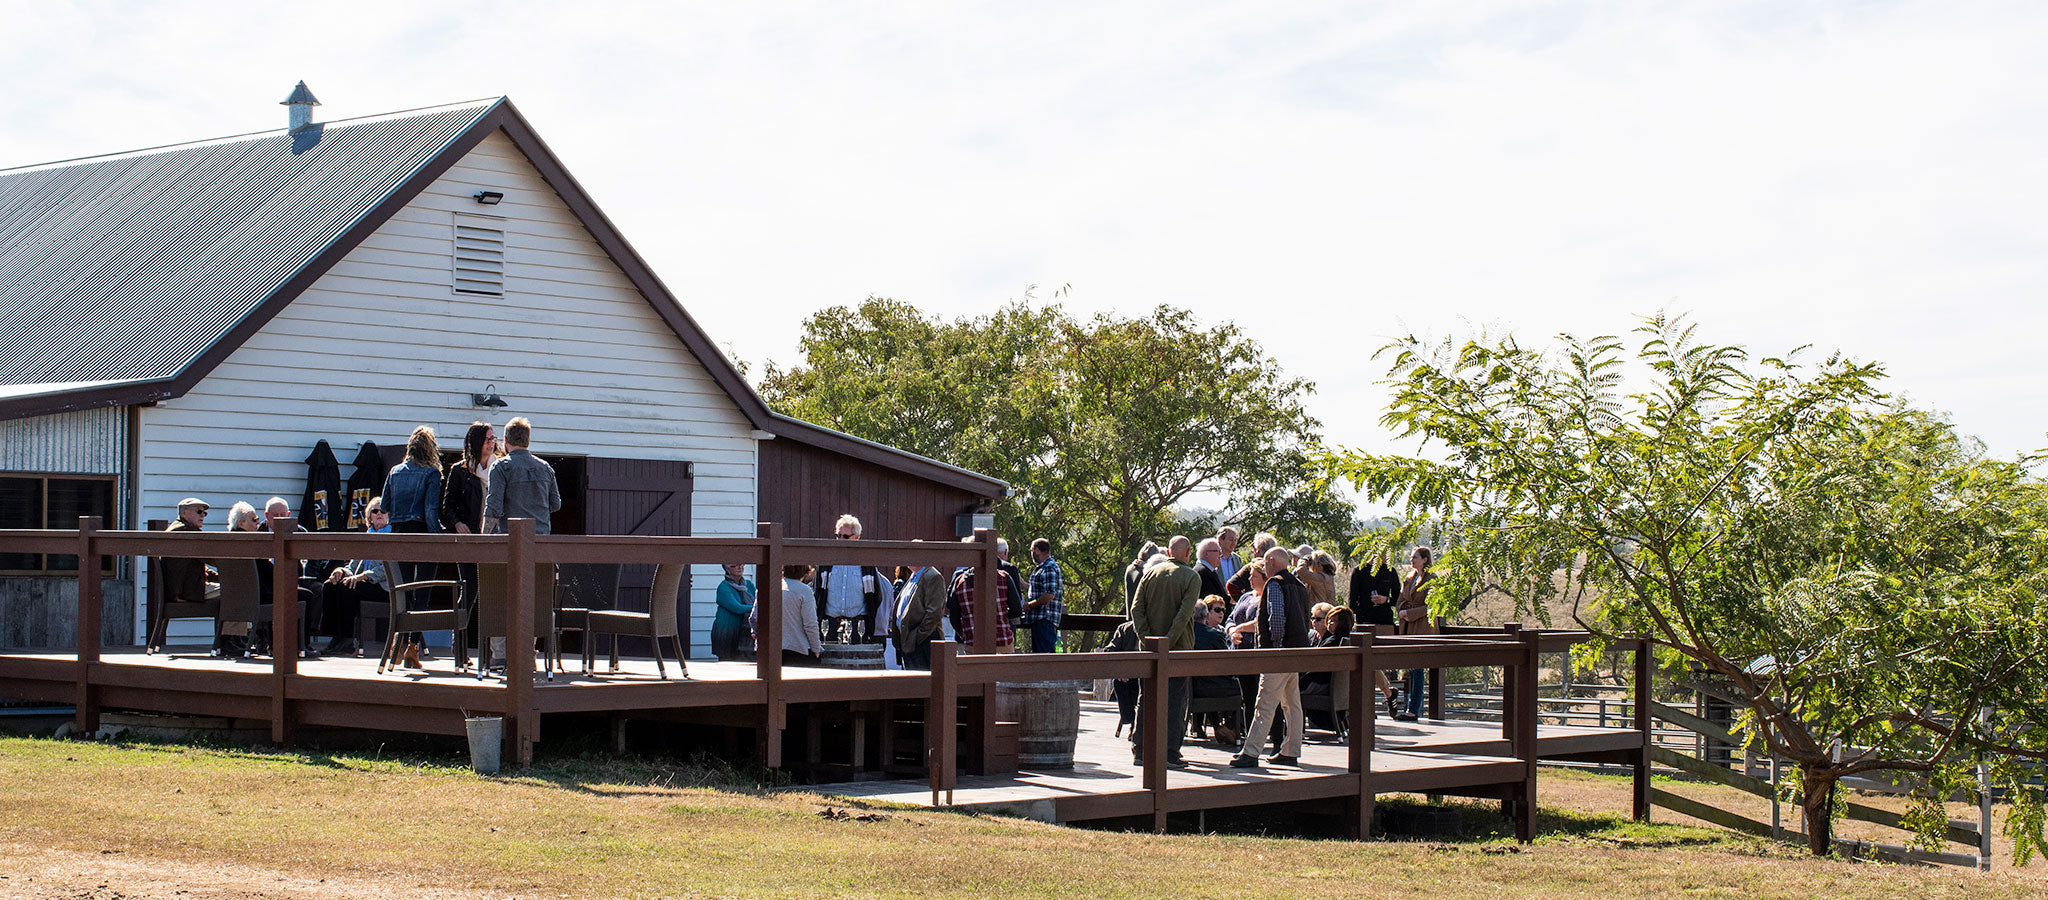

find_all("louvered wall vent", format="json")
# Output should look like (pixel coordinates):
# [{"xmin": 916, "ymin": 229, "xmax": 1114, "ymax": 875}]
[{"xmin": 453, "ymin": 214, "xmax": 506, "ymax": 296}]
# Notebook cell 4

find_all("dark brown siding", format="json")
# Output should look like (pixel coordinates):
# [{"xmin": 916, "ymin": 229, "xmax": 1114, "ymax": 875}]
[
  {"xmin": 585, "ymin": 457, "xmax": 693, "ymax": 611},
  {"xmin": 758, "ymin": 439, "xmax": 990, "ymax": 541}
]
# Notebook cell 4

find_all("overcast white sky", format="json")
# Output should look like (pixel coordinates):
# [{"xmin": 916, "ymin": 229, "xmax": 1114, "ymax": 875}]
[{"xmin": 4, "ymin": 1, "xmax": 2043, "ymax": 467}]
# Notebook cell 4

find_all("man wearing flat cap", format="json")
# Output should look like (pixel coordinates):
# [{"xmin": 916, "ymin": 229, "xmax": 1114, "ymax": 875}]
[{"xmin": 160, "ymin": 498, "xmax": 232, "ymax": 655}]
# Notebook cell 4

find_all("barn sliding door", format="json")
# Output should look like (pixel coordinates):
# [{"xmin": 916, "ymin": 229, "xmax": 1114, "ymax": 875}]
[{"xmin": 582, "ymin": 458, "xmax": 693, "ymax": 637}]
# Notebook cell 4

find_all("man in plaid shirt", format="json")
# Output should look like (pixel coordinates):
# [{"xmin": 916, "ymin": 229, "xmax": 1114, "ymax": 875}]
[
  {"xmin": 948, "ymin": 562, "xmax": 1014, "ymax": 651},
  {"xmin": 1023, "ymin": 538, "xmax": 1065, "ymax": 653}
]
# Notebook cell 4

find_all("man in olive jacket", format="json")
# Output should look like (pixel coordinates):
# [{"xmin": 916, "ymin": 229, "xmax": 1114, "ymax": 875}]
[{"xmin": 1128, "ymin": 536, "xmax": 1203, "ymax": 766}]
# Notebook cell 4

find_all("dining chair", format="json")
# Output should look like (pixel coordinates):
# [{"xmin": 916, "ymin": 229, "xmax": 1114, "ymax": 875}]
[{"xmin": 584, "ymin": 562, "xmax": 688, "ymax": 680}]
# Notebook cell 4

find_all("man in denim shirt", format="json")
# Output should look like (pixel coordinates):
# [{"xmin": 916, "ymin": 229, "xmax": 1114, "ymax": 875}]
[{"xmin": 484, "ymin": 417, "xmax": 561, "ymax": 534}]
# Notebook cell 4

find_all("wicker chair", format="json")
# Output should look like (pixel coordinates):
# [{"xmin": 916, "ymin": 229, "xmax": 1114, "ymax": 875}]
[
  {"xmin": 475, "ymin": 563, "xmax": 560, "ymax": 680},
  {"xmin": 376, "ymin": 560, "xmax": 465, "ymax": 674},
  {"xmin": 584, "ymin": 562, "xmax": 688, "ymax": 680},
  {"xmin": 211, "ymin": 559, "xmax": 262, "ymax": 657}
]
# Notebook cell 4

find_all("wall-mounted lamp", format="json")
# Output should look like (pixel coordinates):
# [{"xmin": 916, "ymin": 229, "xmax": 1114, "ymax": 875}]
[
  {"xmin": 473, "ymin": 190, "xmax": 505, "ymax": 205},
  {"xmin": 471, "ymin": 383, "xmax": 509, "ymax": 409}
]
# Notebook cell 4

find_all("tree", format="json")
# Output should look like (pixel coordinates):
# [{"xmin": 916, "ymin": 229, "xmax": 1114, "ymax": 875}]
[
  {"xmin": 759, "ymin": 294, "xmax": 1351, "ymax": 610},
  {"xmin": 1321, "ymin": 315, "xmax": 2048, "ymax": 858}
]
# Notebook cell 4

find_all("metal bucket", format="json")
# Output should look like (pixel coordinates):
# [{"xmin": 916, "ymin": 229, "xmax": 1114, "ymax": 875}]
[
  {"xmin": 819, "ymin": 643, "xmax": 885, "ymax": 670},
  {"xmin": 995, "ymin": 680, "xmax": 1087, "ymax": 769},
  {"xmin": 465, "ymin": 715, "xmax": 503, "ymax": 774}
]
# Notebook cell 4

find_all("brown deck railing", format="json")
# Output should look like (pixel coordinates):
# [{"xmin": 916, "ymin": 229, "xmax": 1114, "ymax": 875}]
[
  {"xmin": 2, "ymin": 519, "xmax": 1653, "ymax": 840},
  {"xmin": 1, "ymin": 516, "xmax": 1008, "ymax": 767}
]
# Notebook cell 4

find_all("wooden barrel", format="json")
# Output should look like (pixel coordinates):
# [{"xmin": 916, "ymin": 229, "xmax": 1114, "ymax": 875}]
[
  {"xmin": 818, "ymin": 643, "xmax": 885, "ymax": 670},
  {"xmin": 995, "ymin": 680, "xmax": 1087, "ymax": 769}
]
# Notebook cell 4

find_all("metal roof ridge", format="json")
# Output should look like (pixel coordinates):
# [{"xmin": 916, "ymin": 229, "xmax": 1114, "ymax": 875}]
[{"xmin": 0, "ymin": 96, "xmax": 504, "ymax": 176}]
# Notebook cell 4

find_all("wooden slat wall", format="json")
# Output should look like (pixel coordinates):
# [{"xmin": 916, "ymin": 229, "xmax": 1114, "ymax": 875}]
[
  {"xmin": 758, "ymin": 437, "xmax": 985, "ymax": 541},
  {"xmin": 136, "ymin": 130, "xmax": 759, "ymax": 645}
]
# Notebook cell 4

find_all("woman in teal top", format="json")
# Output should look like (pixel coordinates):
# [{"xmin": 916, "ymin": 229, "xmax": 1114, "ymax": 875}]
[{"xmin": 712, "ymin": 563, "xmax": 756, "ymax": 661}]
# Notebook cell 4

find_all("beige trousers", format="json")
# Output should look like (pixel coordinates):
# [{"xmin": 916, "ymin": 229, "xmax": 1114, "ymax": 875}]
[{"xmin": 1239, "ymin": 672, "xmax": 1303, "ymax": 758}]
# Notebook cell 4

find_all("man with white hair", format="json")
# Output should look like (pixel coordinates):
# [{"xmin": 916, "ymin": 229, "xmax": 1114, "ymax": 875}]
[
  {"xmin": 1229, "ymin": 545, "xmax": 1312, "ymax": 768},
  {"xmin": 994, "ymin": 537, "xmax": 1026, "ymax": 623},
  {"xmin": 816, "ymin": 513, "xmax": 892, "ymax": 644},
  {"xmin": 1195, "ymin": 537, "xmax": 1228, "ymax": 600},
  {"xmin": 1214, "ymin": 527, "xmax": 1242, "ymax": 584}
]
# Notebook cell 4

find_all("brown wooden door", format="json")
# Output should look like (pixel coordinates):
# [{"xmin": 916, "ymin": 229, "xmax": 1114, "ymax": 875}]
[{"xmin": 584, "ymin": 458, "xmax": 693, "ymax": 639}]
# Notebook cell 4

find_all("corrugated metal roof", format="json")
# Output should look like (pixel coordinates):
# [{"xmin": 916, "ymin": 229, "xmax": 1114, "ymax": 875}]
[{"xmin": 0, "ymin": 99, "xmax": 495, "ymax": 393}]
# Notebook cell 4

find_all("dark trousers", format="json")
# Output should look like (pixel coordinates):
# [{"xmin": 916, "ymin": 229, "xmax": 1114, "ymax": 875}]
[
  {"xmin": 320, "ymin": 582, "xmax": 386, "ymax": 642},
  {"xmin": 903, "ymin": 637, "xmax": 934, "ymax": 670},
  {"xmin": 255, "ymin": 583, "xmax": 323, "ymax": 651},
  {"xmin": 1024, "ymin": 620, "xmax": 1059, "ymax": 654},
  {"xmin": 781, "ymin": 649, "xmax": 819, "ymax": 668},
  {"xmin": 1132, "ymin": 676, "xmax": 1191, "ymax": 761}
]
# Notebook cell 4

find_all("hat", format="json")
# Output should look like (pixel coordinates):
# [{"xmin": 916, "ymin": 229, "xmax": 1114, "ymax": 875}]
[{"xmin": 177, "ymin": 497, "xmax": 209, "ymax": 511}]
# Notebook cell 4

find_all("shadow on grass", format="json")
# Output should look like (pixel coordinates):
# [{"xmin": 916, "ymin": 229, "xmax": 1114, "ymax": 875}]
[{"xmin": 12, "ymin": 729, "xmax": 786, "ymax": 801}]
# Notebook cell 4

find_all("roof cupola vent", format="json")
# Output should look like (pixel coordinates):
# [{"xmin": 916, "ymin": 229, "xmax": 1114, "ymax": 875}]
[{"xmin": 280, "ymin": 81, "xmax": 321, "ymax": 131}]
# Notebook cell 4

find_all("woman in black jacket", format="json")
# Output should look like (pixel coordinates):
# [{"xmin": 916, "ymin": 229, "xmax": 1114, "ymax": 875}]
[{"xmin": 441, "ymin": 421, "xmax": 496, "ymax": 645}]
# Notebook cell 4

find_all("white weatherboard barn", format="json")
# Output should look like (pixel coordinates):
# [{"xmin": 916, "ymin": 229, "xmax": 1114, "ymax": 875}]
[{"xmin": 0, "ymin": 88, "xmax": 1003, "ymax": 652}]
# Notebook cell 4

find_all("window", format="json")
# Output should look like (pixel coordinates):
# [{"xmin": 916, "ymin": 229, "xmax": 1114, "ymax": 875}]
[
  {"xmin": 0, "ymin": 474, "xmax": 116, "ymax": 574},
  {"xmin": 453, "ymin": 214, "xmax": 506, "ymax": 296}
]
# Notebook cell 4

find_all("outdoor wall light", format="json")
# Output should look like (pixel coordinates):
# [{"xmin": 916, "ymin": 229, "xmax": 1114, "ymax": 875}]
[
  {"xmin": 471, "ymin": 383, "xmax": 509, "ymax": 408},
  {"xmin": 473, "ymin": 190, "xmax": 505, "ymax": 205}
]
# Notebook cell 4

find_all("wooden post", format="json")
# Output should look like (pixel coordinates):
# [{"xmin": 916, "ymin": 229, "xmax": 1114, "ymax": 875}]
[
  {"xmin": 969, "ymin": 528, "xmax": 1001, "ymax": 773},
  {"xmin": 505, "ymin": 519, "xmax": 536, "ymax": 768},
  {"xmin": 1633, "ymin": 637, "xmax": 1652, "ymax": 823},
  {"xmin": 1427, "ymin": 616, "xmax": 1446, "ymax": 719},
  {"xmin": 1977, "ymin": 706, "xmax": 1993, "ymax": 872},
  {"xmin": 73, "ymin": 517, "xmax": 102, "ymax": 737},
  {"xmin": 143, "ymin": 519, "xmax": 166, "ymax": 654},
  {"xmin": 756, "ymin": 523, "xmax": 785, "ymax": 769},
  {"xmin": 269, "ymin": 517, "xmax": 298, "ymax": 744},
  {"xmin": 928, "ymin": 639, "xmax": 959, "ymax": 806},
  {"xmin": 1349, "ymin": 633, "xmax": 1375, "ymax": 840},
  {"xmin": 1500, "ymin": 623, "xmax": 1521, "ymax": 742},
  {"xmin": 1142, "ymin": 635, "xmax": 1169, "ymax": 834},
  {"xmin": 972, "ymin": 528, "xmax": 998, "ymax": 655},
  {"xmin": 1512, "ymin": 629, "xmax": 1540, "ymax": 842}
]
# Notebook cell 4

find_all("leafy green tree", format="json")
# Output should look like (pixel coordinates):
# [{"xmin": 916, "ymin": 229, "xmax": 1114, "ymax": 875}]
[
  {"xmin": 1322, "ymin": 315, "xmax": 2048, "ymax": 858},
  {"xmin": 759, "ymin": 294, "xmax": 1350, "ymax": 610}
]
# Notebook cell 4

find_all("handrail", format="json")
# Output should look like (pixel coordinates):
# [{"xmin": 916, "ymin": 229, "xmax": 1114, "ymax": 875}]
[
  {"xmin": 19, "ymin": 517, "xmax": 1659, "ymax": 843},
  {"xmin": 20, "ymin": 518, "xmax": 1013, "ymax": 770}
]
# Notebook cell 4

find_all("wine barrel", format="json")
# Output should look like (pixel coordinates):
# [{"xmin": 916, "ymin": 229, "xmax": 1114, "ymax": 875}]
[
  {"xmin": 818, "ymin": 642, "xmax": 885, "ymax": 670},
  {"xmin": 995, "ymin": 680, "xmax": 1087, "ymax": 769}
]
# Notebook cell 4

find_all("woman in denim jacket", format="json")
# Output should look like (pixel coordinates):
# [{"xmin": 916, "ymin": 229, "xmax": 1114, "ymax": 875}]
[{"xmin": 381, "ymin": 426, "xmax": 443, "ymax": 667}]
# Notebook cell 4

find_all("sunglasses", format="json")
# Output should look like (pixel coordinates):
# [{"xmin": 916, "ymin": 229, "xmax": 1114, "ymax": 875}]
[{"xmin": 835, "ymin": 532, "xmax": 856, "ymax": 539}]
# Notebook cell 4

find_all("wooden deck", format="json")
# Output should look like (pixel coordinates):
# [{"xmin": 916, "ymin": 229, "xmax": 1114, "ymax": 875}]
[
  {"xmin": 0, "ymin": 521, "xmax": 1656, "ymax": 840},
  {"xmin": 809, "ymin": 699, "xmax": 1636, "ymax": 824}
]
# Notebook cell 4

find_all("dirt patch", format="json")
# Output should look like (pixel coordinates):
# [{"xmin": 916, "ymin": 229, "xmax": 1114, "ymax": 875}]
[{"xmin": 0, "ymin": 843, "xmax": 497, "ymax": 900}]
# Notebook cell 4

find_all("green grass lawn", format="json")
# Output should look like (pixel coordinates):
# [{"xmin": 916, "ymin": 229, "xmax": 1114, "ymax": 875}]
[{"xmin": 0, "ymin": 735, "xmax": 2032, "ymax": 899}]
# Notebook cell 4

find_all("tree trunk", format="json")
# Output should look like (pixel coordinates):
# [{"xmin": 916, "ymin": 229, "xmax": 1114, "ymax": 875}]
[{"xmin": 1799, "ymin": 767, "xmax": 1836, "ymax": 856}]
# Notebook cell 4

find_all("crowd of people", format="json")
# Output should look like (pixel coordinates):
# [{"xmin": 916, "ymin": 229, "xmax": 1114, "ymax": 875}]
[
  {"xmin": 157, "ymin": 417, "xmax": 562, "ymax": 665},
  {"xmin": 1113, "ymin": 526, "xmax": 1438, "ymax": 769},
  {"xmin": 713, "ymin": 514, "xmax": 1065, "ymax": 672}
]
